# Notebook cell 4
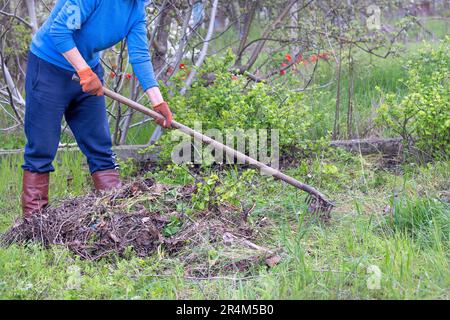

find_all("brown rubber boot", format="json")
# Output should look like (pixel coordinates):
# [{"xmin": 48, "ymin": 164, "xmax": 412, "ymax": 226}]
[
  {"xmin": 22, "ymin": 171, "xmax": 50, "ymax": 219},
  {"xmin": 91, "ymin": 169, "xmax": 122, "ymax": 192}
]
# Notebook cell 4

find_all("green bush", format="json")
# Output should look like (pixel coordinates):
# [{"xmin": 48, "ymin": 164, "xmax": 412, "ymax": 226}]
[
  {"xmin": 376, "ymin": 38, "xmax": 450, "ymax": 159},
  {"xmin": 158, "ymin": 50, "xmax": 323, "ymax": 162}
]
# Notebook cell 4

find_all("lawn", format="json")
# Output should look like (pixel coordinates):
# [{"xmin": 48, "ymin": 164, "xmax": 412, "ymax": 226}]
[{"xmin": 0, "ymin": 149, "xmax": 448, "ymax": 299}]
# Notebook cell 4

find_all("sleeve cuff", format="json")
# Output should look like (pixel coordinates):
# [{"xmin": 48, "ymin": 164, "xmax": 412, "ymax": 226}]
[
  {"xmin": 142, "ymin": 83, "xmax": 159, "ymax": 92},
  {"xmin": 53, "ymin": 38, "xmax": 76, "ymax": 54},
  {"xmin": 132, "ymin": 60, "xmax": 158, "ymax": 91}
]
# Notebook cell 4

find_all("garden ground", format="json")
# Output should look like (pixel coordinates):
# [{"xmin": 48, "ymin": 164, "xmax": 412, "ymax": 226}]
[
  {"xmin": 0, "ymin": 149, "xmax": 448, "ymax": 299},
  {"xmin": 0, "ymin": 19, "xmax": 448, "ymax": 300}
]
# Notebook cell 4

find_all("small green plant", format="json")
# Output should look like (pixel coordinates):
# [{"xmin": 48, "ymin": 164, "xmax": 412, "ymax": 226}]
[
  {"xmin": 0, "ymin": 133, "xmax": 26, "ymax": 150},
  {"xmin": 117, "ymin": 158, "xmax": 138, "ymax": 178},
  {"xmin": 162, "ymin": 216, "xmax": 183, "ymax": 237},
  {"xmin": 192, "ymin": 169, "xmax": 256, "ymax": 210},
  {"xmin": 376, "ymin": 38, "xmax": 450, "ymax": 159}
]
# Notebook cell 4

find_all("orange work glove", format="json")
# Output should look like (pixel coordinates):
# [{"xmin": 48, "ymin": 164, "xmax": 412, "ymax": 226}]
[
  {"xmin": 153, "ymin": 102, "xmax": 173, "ymax": 128},
  {"xmin": 77, "ymin": 67, "xmax": 104, "ymax": 96}
]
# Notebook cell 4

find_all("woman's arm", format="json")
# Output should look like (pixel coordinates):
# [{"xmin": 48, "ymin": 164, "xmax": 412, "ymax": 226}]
[
  {"xmin": 63, "ymin": 47, "xmax": 103, "ymax": 96},
  {"xmin": 64, "ymin": 48, "xmax": 171, "ymax": 126},
  {"xmin": 50, "ymin": 0, "xmax": 97, "ymax": 54},
  {"xmin": 62, "ymin": 47, "xmax": 90, "ymax": 71},
  {"xmin": 49, "ymin": 0, "xmax": 103, "ymax": 96},
  {"xmin": 146, "ymin": 87, "xmax": 172, "ymax": 128},
  {"xmin": 145, "ymin": 87, "xmax": 164, "ymax": 106},
  {"xmin": 127, "ymin": 15, "xmax": 172, "ymax": 128},
  {"xmin": 63, "ymin": 47, "xmax": 169, "ymax": 125}
]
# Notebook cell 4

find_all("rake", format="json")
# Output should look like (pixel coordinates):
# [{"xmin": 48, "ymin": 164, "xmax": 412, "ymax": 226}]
[{"xmin": 73, "ymin": 75, "xmax": 335, "ymax": 216}]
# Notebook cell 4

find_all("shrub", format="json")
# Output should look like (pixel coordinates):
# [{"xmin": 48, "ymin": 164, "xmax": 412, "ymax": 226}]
[
  {"xmin": 376, "ymin": 38, "xmax": 450, "ymax": 159},
  {"xmin": 158, "ymin": 50, "xmax": 323, "ymax": 163}
]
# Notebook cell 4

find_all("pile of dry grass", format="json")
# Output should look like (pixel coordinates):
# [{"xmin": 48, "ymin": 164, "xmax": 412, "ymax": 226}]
[{"xmin": 1, "ymin": 178, "xmax": 280, "ymax": 275}]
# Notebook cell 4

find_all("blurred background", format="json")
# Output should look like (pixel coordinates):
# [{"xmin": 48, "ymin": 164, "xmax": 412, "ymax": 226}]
[{"xmin": 0, "ymin": 0, "xmax": 448, "ymax": 154}]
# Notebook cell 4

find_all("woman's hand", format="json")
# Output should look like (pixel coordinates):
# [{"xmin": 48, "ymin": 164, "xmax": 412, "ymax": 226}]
[
  {"xmin": 146, "ymin": 86, "xmax": 173, "ymax": 128},
  {"xmin": 153, "ymin": 102, "xmax": 173, "ymax": 128},
  {"xmin": 77, "ymin": 67, "xmax": 104, "ymax": 96},
  {"xmin": 63, "ymin": 47, "xmax": 103, "ymax": 96}
]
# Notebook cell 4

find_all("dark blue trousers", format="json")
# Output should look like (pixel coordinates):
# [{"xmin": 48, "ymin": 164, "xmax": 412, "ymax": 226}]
[{"xmin": 23, "ymin": 52, "xmax": 117, "ymax": 174}]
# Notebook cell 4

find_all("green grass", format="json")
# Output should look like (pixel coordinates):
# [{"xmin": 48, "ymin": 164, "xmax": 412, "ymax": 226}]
[
  {"xmin": 409, "ymin": 17, "xmax": 449, "ymax": 41},
  {"xmin": 302, "ymin": 47, "xmax": 416, "ymax": 139},
  {"xmin": 0, "ymin": 150, "xmax": 448, "ymax": 299}
]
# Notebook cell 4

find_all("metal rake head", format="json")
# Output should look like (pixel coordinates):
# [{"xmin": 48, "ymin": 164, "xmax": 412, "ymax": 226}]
[{"xmin": 305, "ymin": 194, "xmax": 335, "ymax": 217}]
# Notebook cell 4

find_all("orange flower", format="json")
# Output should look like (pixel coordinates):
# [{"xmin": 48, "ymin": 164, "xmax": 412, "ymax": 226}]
[
  {"xmin": 280, "ymin": 70, "xmax": 287, "ymax": 76},
  {"xmin": 309, "ymin": 54, "xmax": 318, "ymax": 62},
  {"xmin": 179, "ymin": 63, "xmax": 186, "ymax": 70},
  {"xmin": 125, "ymin": 73, "xmax": 132, "ymax": 80},
  {"xmin": 285, "ymin": 53, "xmax": 292, "ymax": 62}
]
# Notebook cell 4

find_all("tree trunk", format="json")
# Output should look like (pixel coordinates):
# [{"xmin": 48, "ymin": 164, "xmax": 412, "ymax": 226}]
[
  {"xmin": 152, "ymin": 4, "xmax": 172, "ymax": 77},
  {"xmin": 25, "ymin": 0, "xmax": 38, "ymax": 34},
  {"xmin": 347, "ymin": 46, "xmax": 354, "ymax": 139},
  {"xmin": 180, "ymin": 0, "xmax": 219, "ymax": 95},
  {"xmin": 333, "ymin": 46, "xmax": 342, "ymax": 140},
  {"xmin": 242, "ymin": 0, "xmax": 299, "ymax": 73},
  {"xmin": 230, "ymin": 1, "xmax": 241, "ymax": 36},
  {"xmin": 119, "ymin": 77, "xmax": 139, "ymax": 145},
  {"xmin": 235, "ymin": 0, "xmax": 258, "ymax": 67}
]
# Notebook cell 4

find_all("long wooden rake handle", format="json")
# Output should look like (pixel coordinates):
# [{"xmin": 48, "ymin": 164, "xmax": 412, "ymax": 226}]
[{"xmin": 102, "ymin": 87, "xmax": 332, "ymax": 206}]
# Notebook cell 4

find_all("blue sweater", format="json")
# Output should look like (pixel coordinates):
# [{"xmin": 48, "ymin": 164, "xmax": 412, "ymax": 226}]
[{"xmin": 31, "ymin": 0, "xmax": 158, "ymax": 91}]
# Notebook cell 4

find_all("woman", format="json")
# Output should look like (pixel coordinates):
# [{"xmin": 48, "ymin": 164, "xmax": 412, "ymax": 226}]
[{"xmin": 22, "ymin": 0, "xmax": 173, "ymax": 218}]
